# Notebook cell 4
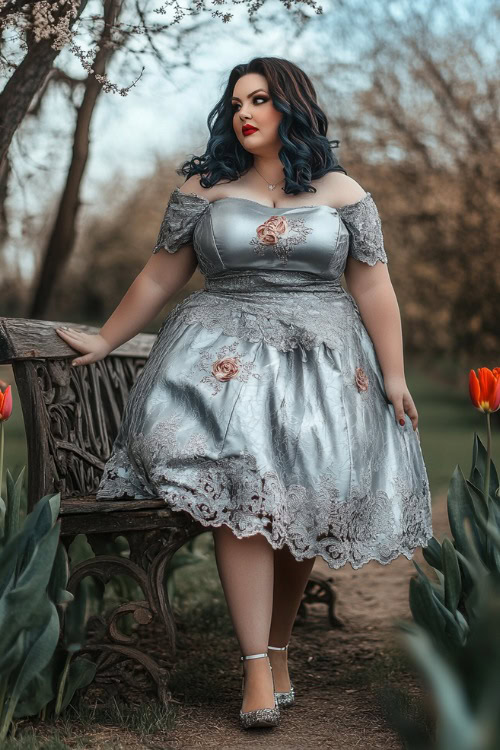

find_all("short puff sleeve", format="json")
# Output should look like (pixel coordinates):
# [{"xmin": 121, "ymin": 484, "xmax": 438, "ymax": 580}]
[
  {"xmin": 337, "ymin": 192, "xmax": 388, "ymax": 266},
  {"xmin": 152, "ymin": 187, "xmax": 209, "ymax": 254}
]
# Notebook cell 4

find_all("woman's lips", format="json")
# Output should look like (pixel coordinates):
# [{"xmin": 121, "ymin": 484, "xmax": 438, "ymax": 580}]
[{"xmin": 243, "ymin": 126, "xmax": 258, "ymax": 135}]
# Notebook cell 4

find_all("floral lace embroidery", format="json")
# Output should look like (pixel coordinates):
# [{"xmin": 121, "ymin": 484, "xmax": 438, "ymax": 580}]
[
  {"xmin": 162, "ymin": 275, "xmax": 361, "ymax": 355},
  {"xmin": 191, "ymin": 340, "xmax": 262, "ymax": 396},
  {"xmin": 152, "ymin": 188, "xmax": 210, "ymax": 254},
  {"xmin": 96, "ymin": 416, "xmax": 433, "ymax": 570},
  {"xmin": 250, "ymin": 215, "xmax": 313, "ymax": 264},
  {"xmin": 337, "ymin": 192, "xmax": 388, "ymax": 266}
]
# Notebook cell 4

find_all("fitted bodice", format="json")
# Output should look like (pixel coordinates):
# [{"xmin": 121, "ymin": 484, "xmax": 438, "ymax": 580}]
[
  {"xmin": 152, "ymin": 187, "xmax": 388, "ymax": 287},
  {"xmin": 192, "ymin": 197, "xmax": 351, "ymax": 280}
]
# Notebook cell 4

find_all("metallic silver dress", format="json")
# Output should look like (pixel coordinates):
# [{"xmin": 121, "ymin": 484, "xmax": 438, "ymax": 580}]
[{"xmin": 96, "ymin": 186, "xmax": 433, "ymax": 569}]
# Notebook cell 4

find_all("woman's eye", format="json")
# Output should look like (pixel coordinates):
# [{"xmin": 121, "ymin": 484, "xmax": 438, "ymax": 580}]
[{"xmin": 232, "ymin": 96, "xmax": 268, "ymax": 112}]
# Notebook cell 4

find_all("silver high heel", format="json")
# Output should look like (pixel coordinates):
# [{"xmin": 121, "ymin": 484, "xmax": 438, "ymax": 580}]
[
  {"xmin": 239, "ymin": 652, "xmax": 280, "ymax": 729},
  {"xmin": 268, "ymin": 644, "xmax": 295, "ymax": 707}
]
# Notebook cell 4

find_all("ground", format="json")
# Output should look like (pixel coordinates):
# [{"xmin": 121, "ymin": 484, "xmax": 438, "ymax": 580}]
[{"xmin": 15, "ymin": 492, "xmax": 448, "ymax": 750}]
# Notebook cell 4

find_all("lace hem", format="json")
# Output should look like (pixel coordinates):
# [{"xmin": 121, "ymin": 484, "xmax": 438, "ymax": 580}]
[{"xmin": 96, "ymin": 421, "xmax": 433, "ymax": 571}]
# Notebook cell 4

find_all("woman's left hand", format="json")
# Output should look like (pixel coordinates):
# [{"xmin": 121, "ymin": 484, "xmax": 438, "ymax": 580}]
[{"xmin": 383, "ymin": 375, "xmax": 418, "ymax": 431}]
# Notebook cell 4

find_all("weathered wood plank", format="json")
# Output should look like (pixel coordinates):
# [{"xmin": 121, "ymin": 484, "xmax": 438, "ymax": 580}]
[{"xmin": 0, "ymin": 316, "xmax": 156, "ymax": 362}]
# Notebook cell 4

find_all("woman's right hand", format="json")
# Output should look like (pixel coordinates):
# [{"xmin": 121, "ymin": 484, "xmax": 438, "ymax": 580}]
[{"xmin": 55, "ymin": 326, "xmax": 112, "ymax": 367}]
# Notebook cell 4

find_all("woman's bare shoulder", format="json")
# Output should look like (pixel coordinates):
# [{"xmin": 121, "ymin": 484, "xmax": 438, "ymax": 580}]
[
  {"xmin": 178, "ymin": 174, "xmax": 219, "ymax": 202},
  {"xmin": 320, "ymin": 172, "xmax": 368, "ymax": 209}
]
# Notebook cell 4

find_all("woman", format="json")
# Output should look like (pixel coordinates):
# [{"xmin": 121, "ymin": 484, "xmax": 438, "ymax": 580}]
[{"xmin": 55, "ymin": 56, "xmax": 433, "ymax": 730}]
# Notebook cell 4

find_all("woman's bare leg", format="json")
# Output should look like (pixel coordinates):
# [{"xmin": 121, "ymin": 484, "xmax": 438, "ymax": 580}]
[
  {"xmin": 212, "ymin": 524, "xmax": 276, "ymax": 712},
  {"xmin": 268, "ymin": 545, "xmax": 316, "ymax": 691}
]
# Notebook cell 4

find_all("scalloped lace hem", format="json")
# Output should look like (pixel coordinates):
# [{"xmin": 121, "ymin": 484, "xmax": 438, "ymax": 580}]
[{"xmin": 158, "ymin": 496, "xmax": 434, "ymax": 570}]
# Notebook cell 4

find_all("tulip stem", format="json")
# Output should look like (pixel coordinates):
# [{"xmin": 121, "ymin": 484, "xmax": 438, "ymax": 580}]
[{"xmin": 484, "ymin": 412, "xmax": 491, "ymax": 505}]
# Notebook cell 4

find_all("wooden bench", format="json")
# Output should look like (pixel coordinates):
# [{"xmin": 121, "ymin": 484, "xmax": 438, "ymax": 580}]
[{"xmin": 0, "ymin": 316, "xmax": 343, "ymax": 706}]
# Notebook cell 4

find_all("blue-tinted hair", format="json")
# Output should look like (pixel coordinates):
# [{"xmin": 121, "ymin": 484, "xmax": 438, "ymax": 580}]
[{"xmin": 178, "ymin": 56, "xmax": 347, "ymax": 195}]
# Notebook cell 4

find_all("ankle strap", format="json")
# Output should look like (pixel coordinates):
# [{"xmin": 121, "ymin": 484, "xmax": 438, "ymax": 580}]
[
  {"xmin": 268, "ymin": 644, "xmax": 288, "ymax": 650},
  {"xmin": 240, "ymin": 652, "xmax": 268, "ymax": 661}
]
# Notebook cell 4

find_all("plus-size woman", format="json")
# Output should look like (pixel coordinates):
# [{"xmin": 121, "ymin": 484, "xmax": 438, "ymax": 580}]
[{"xmin": 56, "ymin": 56, "xmax": 433, "ymax": 730}]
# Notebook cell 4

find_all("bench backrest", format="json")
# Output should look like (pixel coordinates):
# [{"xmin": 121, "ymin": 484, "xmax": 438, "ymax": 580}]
[{"xmin": 0, "ymin": 317, "xmax": 155, "ymax": 513}]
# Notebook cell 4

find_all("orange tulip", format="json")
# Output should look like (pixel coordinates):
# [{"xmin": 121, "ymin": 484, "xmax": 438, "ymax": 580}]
[
  {"xmin": 0, "ymin": 384, "xmax": 12, "ymax": 421},
  {"xmin": 469, "ymin": 367, "xmax": 500, "ymax": 413}
]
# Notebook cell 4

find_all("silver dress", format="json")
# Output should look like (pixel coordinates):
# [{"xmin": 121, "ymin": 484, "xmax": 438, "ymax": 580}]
[{"xmin": 96, "ymin": 187, "xmax": 433, "ymax": 569}]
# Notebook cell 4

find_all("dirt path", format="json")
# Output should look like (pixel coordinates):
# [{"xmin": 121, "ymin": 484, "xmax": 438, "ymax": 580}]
[
  {"xmin": 28, "ymin": 491, "xmax": 448, "ymax": 749},
  {"xmin": 156, "ymin": 492, "xmax": 448, "ymax": 750}
]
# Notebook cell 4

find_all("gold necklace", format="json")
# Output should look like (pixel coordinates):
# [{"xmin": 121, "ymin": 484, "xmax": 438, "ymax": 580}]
[{"xmin": 253, "ymin": 165, "xmax": 285, "ymax": 191}]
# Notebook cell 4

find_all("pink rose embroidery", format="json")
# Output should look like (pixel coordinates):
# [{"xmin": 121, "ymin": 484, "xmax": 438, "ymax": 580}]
[
  {"xmin": 194, "ymin": 341, "xmax": 262, "ymax": 396},
  {"xmin": 212, "ymin": 356, "xmax": 241, "ymax": 381},
  {"xmin": 355, "ymin": 366, "xmax": 369, "ymax": 392},
  {"xmin": 250, "ymin": 214, "xmax": 312, "ymax": 264},
  {"xmin": 256, "ymin": 216, "xmax": 289, "ymax": 245}
]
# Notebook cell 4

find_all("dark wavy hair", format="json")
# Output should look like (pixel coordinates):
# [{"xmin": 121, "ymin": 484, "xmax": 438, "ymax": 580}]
[{"xmin": 177, "ymin": 57, "xmax": 348, "ymax": 196}]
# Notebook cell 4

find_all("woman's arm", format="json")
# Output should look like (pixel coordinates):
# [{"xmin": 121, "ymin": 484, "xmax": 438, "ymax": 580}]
[
  {"xmin": 344, "ymin": 262, "xmax": 405, "ymax": 380},
  {"xmin": 55, "ymin": 243, "xmax": 197, "ymax": 364},
  {"xmin": 99, "ymin": 245, "xmax": 197, "ymax": 351}
]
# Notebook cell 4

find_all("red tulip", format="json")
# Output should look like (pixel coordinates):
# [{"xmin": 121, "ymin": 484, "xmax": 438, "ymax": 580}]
[
  {"xmin": 0, "ymin": 384, "xmax": 12, "ymax": 421},
  {"xmin": 469, "ymin": 367, "xmax": 500, "ymax": 413}
]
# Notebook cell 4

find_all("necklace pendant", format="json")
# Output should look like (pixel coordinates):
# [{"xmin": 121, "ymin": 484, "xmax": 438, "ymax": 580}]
[{"xmin": 268, "ymin": 184, "xmax": 276, "ymax": 191}]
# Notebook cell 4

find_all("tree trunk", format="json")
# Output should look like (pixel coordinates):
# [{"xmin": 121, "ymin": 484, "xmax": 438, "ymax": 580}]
[
  {"xmin": 0, "ymin": 0, "xmax": 89, "ymax": 166},
  {"xmin": 29, "ymin": 0, "xmax": 123, "ymax": 319}
]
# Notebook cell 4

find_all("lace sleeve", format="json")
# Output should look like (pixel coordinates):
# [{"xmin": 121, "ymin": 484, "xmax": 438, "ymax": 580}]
[
  {"xmin": 152, "ymin": 187, "xmax": 210, "ymax": 254},
  {"xmin": 337, "ymin": 192, "xmax": 388, "ymax": 266}
]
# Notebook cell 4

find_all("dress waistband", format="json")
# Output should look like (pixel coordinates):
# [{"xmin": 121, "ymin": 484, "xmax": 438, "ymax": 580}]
[{"xmin": 204, "ymin": 271, "xmax": 346, "ymax": 296}]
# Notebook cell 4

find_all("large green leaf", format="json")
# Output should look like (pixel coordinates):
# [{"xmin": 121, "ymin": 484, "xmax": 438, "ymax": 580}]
[
  {"xmin": 0, "ymin": 600, "xmax": 60, "ymax": 736},
  {"xmin": 472, "ymin": 433, "xmax": 499, "ymax": 502},
  {"xmin": 0, "ymin": 630, "xmax": 24, "ymax": 675},
  {"xmin": 0, "ymin": 493, "xmax": 60, "ymax": 600},
  {"xmin": 12, "ymin": 659, "xmax": 57, "ymax": 719},
  {"xmin": 9, "ymin": 601, "xmax": 60, "ymax": 701},
  {"xmin": 0, "ymin": 523, "xmax": 61, "ymax": 652},
  {"xmin": 402, "ymin": 626, "xmax": 482, "ymax": 749},
  {"xmin": 447, "ymin": 466, "xmax": 482, "ymax": 560}
]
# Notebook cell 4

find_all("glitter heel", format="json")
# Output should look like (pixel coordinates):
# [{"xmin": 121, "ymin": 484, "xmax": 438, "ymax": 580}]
[
  {"xmin": 268, "ymin": 644, "xmax": 295, "ymax": 707},
  {"xmin": 239, "ymin": 652, "xmax": 281, "ymax": 729}
]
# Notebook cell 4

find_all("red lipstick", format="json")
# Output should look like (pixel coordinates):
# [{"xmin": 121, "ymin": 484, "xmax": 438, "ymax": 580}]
[{"xmin": 242, "ymin": 125, "xmax": 259, "ymax": 135}]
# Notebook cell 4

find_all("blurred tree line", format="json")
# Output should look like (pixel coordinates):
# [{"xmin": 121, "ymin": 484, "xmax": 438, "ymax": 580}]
[{"xmin": 0, "ymin": 0, "xmax": 498, "ymax": 387}]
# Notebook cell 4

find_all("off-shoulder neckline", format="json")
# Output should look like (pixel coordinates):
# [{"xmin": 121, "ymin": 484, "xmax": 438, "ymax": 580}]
[{"xmin": 172, "ymin": 186, "xmax": 372, "ymax": 213}]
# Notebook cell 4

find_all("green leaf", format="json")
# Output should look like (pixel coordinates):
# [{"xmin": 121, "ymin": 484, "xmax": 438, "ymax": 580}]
[
  {"xmin": 58, "ymin": 658, "xmax": 96, "ymax": 713},
  {"xmin": 0, "ymin": 493, "xmax": 60, "ymax": 600},
  {"xmin": 442, "ymin": 538, "xmax": 462, "ymax": 613},
  {"xmin": 402, "ymin": 626, "xmax": 481, "ymax": 749},
  {"xmin": 1, "ymin": 601, "xmax": 60, "ymax": 733},
  {"xmin": 422, "ymin": 535, "xmax": 443, "ymax": 570},
  {"xmin": 447, "ymin": 466, "xmax": 482, "ymax": 560},
  {"xmin": 408, "ymin": 576, "xmax": 446, "ymax": 643},
  {"xmin": 0, "ymin": 523, "xmax": 61, "ymax": 652},
  {"xmin": 5, "ymin": 467, "xmax": 25, "ymax": 542},
  {"xmin": 47, "ymin": 542, "xmax": 71, "ymax": 608}
]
